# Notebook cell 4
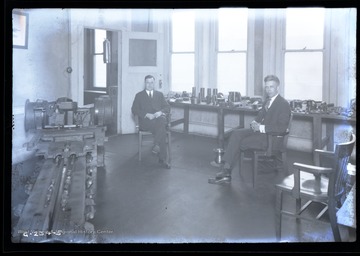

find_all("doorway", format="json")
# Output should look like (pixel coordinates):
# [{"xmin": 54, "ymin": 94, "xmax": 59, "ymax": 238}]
[{"xmin": 83, "ymin": 28, "xmax": 120, "ymax": 136}]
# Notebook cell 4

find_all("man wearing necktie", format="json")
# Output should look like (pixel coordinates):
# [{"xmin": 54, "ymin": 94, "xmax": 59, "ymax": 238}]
[
  {"xmin": 209, "ymin": 75, "xmax": 291, "ymax": 184},
  {"xmin": 132, "ymin": 75, "xmax": 170, "ymax": 167},
  {"xmin": 265, "ymin": 97, "xmax": 271, "ymax": 111}
]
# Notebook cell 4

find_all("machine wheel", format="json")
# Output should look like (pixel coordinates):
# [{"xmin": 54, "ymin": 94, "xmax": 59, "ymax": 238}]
[
  {"xmin": 24, "ymin": 99, "xmax": 35, "ymax": 131},
  {"xmin": 97, "ymin": 145, "xmax": 105, "ymax": 167}
]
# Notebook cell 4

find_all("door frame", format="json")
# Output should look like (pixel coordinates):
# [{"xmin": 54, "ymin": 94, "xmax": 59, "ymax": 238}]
[{"xmin": 120, "ymin": 31, "xmax": 164, "ymax": 134}]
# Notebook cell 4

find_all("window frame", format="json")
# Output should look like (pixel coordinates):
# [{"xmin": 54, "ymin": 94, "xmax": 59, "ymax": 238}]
[
  {"xmin": 167, "ymin": 8, "xmax": 333, "ymax": 102},
  {"xmin": 169, "ymin": 8, "xmax": 255, "ymax": 96},
  {"xmin": 84, "ymin": 28, "xmax": 108, "ymax": 91},
  {"xmin": 281, "ymin": 8, "xmax": 327, "ymax": 102},
  {"xmin": 215, "ymin": 8, "xmax": 249, "ymax": 96},
  {"xmin": 169, "ymin": 9, "xmax": 197, "ymax": 93}
]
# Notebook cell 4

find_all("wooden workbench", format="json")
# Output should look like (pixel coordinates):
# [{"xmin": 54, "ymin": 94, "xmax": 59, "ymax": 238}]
[{"xmin": 169, "ymin": 101, "xmax": 356, "ymax": 163}]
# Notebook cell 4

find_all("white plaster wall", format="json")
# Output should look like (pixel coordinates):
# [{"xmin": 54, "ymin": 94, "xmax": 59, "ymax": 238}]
[
  {"xmin": 12, "ymin": 8, "xmax": 71, "ymax": 164},
  {"xmin": 69, "ymin": 9, "xmax": 132, "ymax": 105},
  {"xmin": 10, "ymin": 8, "xmax": 356, "ymax": 164},
  {"xmin": 13, "ymin": 9, "xmax": 71, "ymax": 107}
]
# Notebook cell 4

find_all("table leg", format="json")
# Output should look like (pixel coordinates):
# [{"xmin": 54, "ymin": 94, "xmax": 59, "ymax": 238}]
[
  {"xmin": 312, "ymin": 115, "xmax": 322, "ymax": 163},
  {"xmin": 326, "ymin": 121, "xmax": 335, "ymax": 151},
  {"xmin": 239, "ymin": 112, "xmax": 245, "ymax": 129},
  {"xmin": 218, "ymin": 108, "xmax": 224, "ymax": 148},
  {"xmin": 184, "ymin": 105, "xmax": 189, "ymax": 134}
]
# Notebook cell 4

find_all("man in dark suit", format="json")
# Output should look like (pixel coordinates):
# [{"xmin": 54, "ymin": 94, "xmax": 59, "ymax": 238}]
[
  {"xmin": 209, "ymin": 75, "xmax": 291, "ymax": 184},
  {"xmin": 131, "ymin": 75, "xmax": 171, "ymax": 167}
]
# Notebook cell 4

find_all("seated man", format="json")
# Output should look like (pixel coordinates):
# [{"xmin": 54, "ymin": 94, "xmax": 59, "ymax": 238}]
[
  {"xmin": 131, "ymin": 75, "xmax": 171, "ymax": 168},
  {"xmin": 209, "ymin": 75, "xmax": 291, "ymax": 184}
]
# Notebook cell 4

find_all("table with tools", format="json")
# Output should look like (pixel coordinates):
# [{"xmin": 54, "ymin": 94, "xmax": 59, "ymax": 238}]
[{"xmin": 169, "ymin": 102, "xmax": 356, "ymax": 162}]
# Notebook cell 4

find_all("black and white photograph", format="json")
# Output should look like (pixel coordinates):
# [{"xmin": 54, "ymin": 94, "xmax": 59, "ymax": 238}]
[{"xmin": 4, "ymin": 0, "xmax": 357, "ymax": 253}]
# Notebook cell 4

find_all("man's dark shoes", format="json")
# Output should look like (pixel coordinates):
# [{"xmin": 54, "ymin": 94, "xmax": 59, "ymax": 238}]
[
  {"xmin": 159, "ymin": 159, "xmax": 171, "ymax": 169},
  {"xmin": 209, "ymin": 166, "xmax": 231, "ymax": 184},
  {"xmin": 152, "ymin": 144, "xmax": 160, "ymax": 155},
  {"xmin": 215, "ymin": 169, "xmax": 231, "ymax": 178},
  {"xmin": 208, "ymin": 176, "xmax": 231, "ymax": 185},
  {"xmin": 210, "ymin": 161, "xmax": 223, "ymax": 168}
]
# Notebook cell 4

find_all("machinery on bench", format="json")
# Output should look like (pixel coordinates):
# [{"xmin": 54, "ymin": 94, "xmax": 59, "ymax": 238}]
[{"xmin": 13, "ymin": 96, "xmax": 112, "ymax": 243}]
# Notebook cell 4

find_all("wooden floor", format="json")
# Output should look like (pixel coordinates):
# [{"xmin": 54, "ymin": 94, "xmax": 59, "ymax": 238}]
[
  {"xmin": 9, "ymin": 132, "xmax": 357, "ymax": 252},
  {"xmin": 89, "ymin": 132, "xmax": 356, "ymax": 250}
]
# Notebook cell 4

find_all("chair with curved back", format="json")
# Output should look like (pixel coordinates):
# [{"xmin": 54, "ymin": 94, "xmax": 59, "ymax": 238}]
[
  {"xmin": 275, "ymin": 132, "xmax": 356, "ymax": 242},
  {"xmin": 239, "ymin": 113, "xmax": 293, "ymax": 188},
  {"xmin": 135, "ymin": 113, "xmax": 171, "ymax": 168}
]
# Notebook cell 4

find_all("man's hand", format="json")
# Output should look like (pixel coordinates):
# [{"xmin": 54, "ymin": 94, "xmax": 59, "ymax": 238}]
[
  {"xmin": 153, "ymin": 111, "xmax": 164, "ymax": 118},
  {"xmin": 145, "ymin": 113, "xmax": 156, "ymax": 120},
  {"xmin": 250, "ymin": 120, "xmax": 260, "ymax": 132}
]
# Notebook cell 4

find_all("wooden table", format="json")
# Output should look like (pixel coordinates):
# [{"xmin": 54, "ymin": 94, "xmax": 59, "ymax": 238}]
[
  {"xmin": 169, "ymin": 101, "xmax": 356, "ymax": 161},
  {"xmin": 169, "ymin": 101, "xmax": 257, "ymax": 148},
  {"xmin": 291, "ymin": 112, "xmax": 356, "ymax": 163}
]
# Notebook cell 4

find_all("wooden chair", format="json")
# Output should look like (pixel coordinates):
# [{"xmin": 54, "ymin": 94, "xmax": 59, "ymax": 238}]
[
  {"xmin": 239, "ymin": 113, "xmax": 293, "ymax": 188},
  {"xmin": 275, "ymin": 133, "xmax": 356, "ymax": 242},
  {"xmin": 135, "ymin": 114, "xmax": 171, "ymax": 168}
]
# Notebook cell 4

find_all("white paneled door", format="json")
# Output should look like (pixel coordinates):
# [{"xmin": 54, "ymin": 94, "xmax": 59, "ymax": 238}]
[{"xmin": 119, "ymin": 31, "xmax": 164, "ymax": 134}]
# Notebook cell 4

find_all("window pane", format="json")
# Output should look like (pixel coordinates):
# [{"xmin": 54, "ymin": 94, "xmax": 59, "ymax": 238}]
[
  {"xmin": 286, "ymin": 8, "xmax": 324, "ymax": 50},
  {"xmin": 217, "ymin": 53, "xmax": 246, "ymax": 95},
  {"xmin": 172, "ymin": 10, "xmax": 195, "ymax": 52},
  {"xmin": 218, "ymin": 8, "xmax": 248, "ymax": 51},
  {"xmin": 95, "ymin": 29, "xmax": 107, "ymax": 53},
  {"xmin": 94, "ymin": 55, "xmax": 107, "ymax": 88},
  {"xmin": 284, "ymin": 52, "xmax": 323, "ymax": 101},
  {"xmin": 171, "ymin": 53, "xmax": 194, "ymax": 92},
  {"xmin": 129, "ymin": 39, "xmax": 157, "ymax": 66}
]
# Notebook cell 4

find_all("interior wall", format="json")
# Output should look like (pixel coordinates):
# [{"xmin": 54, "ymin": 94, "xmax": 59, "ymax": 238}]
[
  {"xmin": 69, "ymin": 9, "xmax": 132, "ymax": 106},
  {"xmin": 11, "ymin": 8, "xmax": 356, "ymax": 164},
  {"xmin": 170, "ymin": 8, "xmax": 356, "ymax": 154},
  {"xmin": 327, "ymin": 8, "xmax": 357, "ymax": 108},
  {"xmin": 12, "ymin": 8, "xmax": 72, "ymax": 164}
]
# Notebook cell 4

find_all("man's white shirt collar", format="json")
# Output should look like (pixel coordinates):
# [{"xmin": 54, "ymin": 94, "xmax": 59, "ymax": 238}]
[{"xmin": 268, "ymin": 94, "xmax": 279, "ymax": 107}]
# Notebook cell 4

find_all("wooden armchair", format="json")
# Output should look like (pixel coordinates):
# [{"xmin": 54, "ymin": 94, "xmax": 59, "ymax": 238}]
[
  {"xmin": 275, "ymin": 133, "xmax": 356, "ymax": 242},
  {"xmin": 239, "ymin": 113, "xmax": 293, "ymax": 188},
  {"xmin": 134, "ymin": 113, "xmax": 171, "ymax": 168}
]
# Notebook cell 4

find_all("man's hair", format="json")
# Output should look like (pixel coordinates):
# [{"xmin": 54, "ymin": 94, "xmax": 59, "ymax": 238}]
[
  {"xmin": 264, "ymin": 75, "xmax": 280, "ymax": 85},
  {"xmin": 144, "ymin": 75, "xmax": 155, "ymax": 81}
]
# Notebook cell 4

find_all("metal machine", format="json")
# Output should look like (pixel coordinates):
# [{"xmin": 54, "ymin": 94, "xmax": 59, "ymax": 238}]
[{"xmin": 12, "ymin": 96, "xmax": 112, "ymax": 243}]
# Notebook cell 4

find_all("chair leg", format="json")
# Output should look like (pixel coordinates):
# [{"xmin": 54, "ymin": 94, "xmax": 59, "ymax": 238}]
[
  {"xmin": 281, "ymin": 152, "xmax": 288, "ymax": 174},
  {"xmin": 166, "ymin": 132, "xmax": 171, "ymax": 167},
  {"xmin": 328, "ymin": 202, "xmax": 342, "ymax": 241},
  {"xmin": 239, "ymin": 151, "xmax": 245, "ymax": 177},
  {"xmin": 295, "ymin": 198, "xmax": 301, "ymax": 213},
  {"xmin": 275, "ymin": 188, "xmax": 283, "ymax": 241},
  {"xmin": 138, "ymin": 133, "xmax": 142, "ymax": 161},
  {"xmin": 253, "ymin": 153, "xmax": 258, "ymax": 188}
]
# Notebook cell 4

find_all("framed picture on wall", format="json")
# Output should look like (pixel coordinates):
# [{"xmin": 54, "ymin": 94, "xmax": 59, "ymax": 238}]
[{"xmin": 13, "ymin": 11, "xmax": 29, "ymax": 49}]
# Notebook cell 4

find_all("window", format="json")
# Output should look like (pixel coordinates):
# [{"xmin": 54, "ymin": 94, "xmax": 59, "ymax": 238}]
[
  {"xmin": 129, "ymin": 39, "xmax": 157, "ymax": 66},
  {"xmin": 168, "ymin": 8, "xmax": 327, "ymax": 100},
  {"xmin": 284, "ymin": 8, "xmax": 325, "ymax": 101},
  {"xmin": 170, "ymin": 10, "xmax": 195, "ymax": 93},
  {"xmin": 84, "ymin": 28, "xmax": 108, "ymax": 90},
  {"xmin": 93, "ymin": 29, "xmax": 107, "ymax": 88},
  {"xmin": 217, "ymin": 8, "xmax": 248, "ymax": 95},
  {"xmin": 170, "ymin": 8, "xmax": 248, "ymax": 95}
]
